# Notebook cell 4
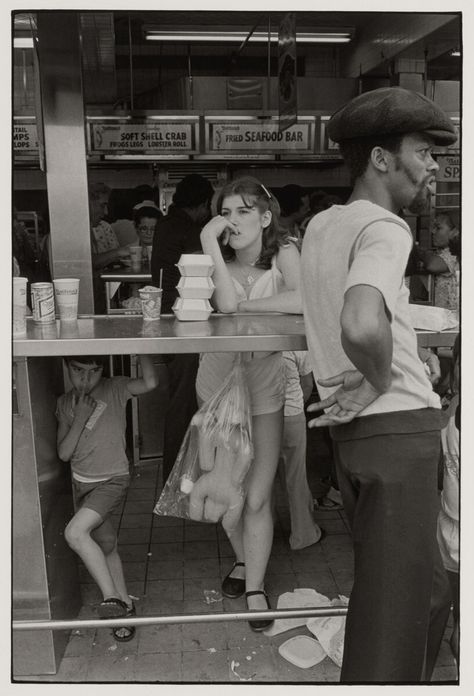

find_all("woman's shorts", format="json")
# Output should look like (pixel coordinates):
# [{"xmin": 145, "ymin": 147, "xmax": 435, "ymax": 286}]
[
  {"xmin": 196, "ymin": 351, "xmax": 285, "ymax": 416},
  {"xmin": 72, "ymin": 474, "xmax": 131, "ymax": 520}
]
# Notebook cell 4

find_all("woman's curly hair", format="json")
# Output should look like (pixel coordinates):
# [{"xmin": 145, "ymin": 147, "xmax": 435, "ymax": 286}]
[{"xmin": 215, "ymin": 176, "xmax": 293, "ymax": 269}]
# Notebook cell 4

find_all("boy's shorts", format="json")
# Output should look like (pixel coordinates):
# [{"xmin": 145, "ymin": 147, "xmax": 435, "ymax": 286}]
[{"xmin": 72, "ymin": 474, "xmax": 130, "ymax": 520}]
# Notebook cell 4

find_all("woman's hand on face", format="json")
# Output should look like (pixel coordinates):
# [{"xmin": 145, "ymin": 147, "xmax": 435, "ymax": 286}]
[{"xmin": 201, "ymin": 215, "xmax": 236, "ymax": 245}]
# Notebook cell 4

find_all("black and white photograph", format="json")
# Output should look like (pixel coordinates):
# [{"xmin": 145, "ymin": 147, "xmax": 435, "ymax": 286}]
[{"xmin": 8, "ymin": 0, "xmax": 468, "ymax": 689}]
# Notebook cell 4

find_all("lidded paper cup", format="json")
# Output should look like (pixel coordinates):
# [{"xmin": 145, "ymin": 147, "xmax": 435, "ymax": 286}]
[
  {"xmin": 13, "ymin": 276, "xmax": 28, "ymax": 337},
  {"xmin": 139, "ymin": 285, "xmax": 162, "ymax": 321},
  {"xmin": 53, "ymin": 278, "xmax": 80, "ymax": 321}
]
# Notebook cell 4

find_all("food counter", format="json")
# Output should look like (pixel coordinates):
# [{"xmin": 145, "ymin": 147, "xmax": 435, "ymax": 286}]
[
  {"xmin": 12, "ymin": 313, "xmax": 457, "ymax": 676},
  {"xmin": 100, "ymin": 266, "xmax": 152, "ymax": 314},
  {"xmin": 13, "ymin": 313, "xmax": 458, "ymax": 357}
]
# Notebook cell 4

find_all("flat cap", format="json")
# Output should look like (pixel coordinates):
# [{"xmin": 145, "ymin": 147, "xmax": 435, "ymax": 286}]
[{"xmin": 327, "ymin": 87, "xmax": 457, "ymax": 145}]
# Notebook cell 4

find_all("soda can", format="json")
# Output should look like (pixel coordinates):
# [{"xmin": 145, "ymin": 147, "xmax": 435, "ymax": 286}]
[{"xmin": 31, "ymin": 282, "xmax": 56, "ymax": 324}]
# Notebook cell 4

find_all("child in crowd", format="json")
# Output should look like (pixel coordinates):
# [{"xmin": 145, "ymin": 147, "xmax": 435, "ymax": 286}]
[
  {"xmin": 279, "ymin": 350, "xmax": 324, "ymax": 549},
  {"xmin": 416, "ymin": 212, "xmax": 460, "ymax": 311},
  {"xmin": 56, "ymin": 354, "xmax": 158, "ymax": 641},
  {"xmin": 437, "ymin": 335, "xmax": 460, "ymax": 664}
]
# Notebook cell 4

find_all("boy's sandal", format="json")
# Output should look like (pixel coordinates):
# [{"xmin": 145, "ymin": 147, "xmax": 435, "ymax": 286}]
[
  {"xmin": 222, "ymin": 561, "xmax": 245, "ymax": 599},
  {"xmin": 112, "ymin": 604, "xmax": 136, "ymax": 643},
  {"xmin": 98, "ymin": 597, "xmax": 128, "ymax": 619}
]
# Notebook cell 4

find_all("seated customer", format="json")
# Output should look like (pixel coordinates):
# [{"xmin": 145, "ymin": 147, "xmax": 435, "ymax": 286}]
[
  {"xmin": 56, "ymin": 354, "xmax": 158, "ymax": 642},
  {"xmin": 415, "ymin": 212, "xmax": 460, "ymax": 311}
]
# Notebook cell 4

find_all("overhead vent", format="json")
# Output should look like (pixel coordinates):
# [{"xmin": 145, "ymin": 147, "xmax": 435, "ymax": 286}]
[
  {"xmin": 80, "ymin": 12, "xmax": 117, "ymax": 106},
  {"xmin": 163, "ymin": 163, "xmax": 226, "ymax": 183}
]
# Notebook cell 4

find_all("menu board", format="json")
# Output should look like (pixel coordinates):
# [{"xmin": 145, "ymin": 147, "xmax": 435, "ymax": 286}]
[
  {"xmin": 13, "ymin": 121, "xmax": 39, "ymax": 154},
  {"xmin": 87, "ymin": 119, "xmax": 199, "ymax": 155},
  {"xmin": 206, "ymin": 118, "xmax": 315, "ymax": 154}
]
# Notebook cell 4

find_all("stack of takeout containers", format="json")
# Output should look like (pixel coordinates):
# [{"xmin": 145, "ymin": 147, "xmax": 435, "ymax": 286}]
[{"xmin": 173, "ymin": 254, "xmax": 215, "ymax": 321}]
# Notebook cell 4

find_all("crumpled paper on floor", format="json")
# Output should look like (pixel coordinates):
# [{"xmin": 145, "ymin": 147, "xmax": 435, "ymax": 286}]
[
  {"xmin": 265, "ymin": 588, "xmax": 349, "ymax": 668},
  {"xmin": 263, "ymin": 588, "xmax": 331, "ymax": 636},
  {"xmin": 307, "ymin": 595, "xmax": 349, "ymax": 668}
]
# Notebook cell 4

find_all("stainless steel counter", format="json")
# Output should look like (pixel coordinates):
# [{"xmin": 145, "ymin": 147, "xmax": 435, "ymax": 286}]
[{"xmin": 13, "ymin": 314, "xmax": 457, "ymax": 357}]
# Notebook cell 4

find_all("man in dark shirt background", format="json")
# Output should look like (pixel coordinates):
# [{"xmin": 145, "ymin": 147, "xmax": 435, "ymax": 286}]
[{"xmin": 151, "ymin": 174, "xmax": 214, "ymax": 481}]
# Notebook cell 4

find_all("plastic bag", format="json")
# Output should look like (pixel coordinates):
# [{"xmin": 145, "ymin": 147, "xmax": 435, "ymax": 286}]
[{"xmin": 154, "ymin": 354, "xmax": 253, "ymax": 535}]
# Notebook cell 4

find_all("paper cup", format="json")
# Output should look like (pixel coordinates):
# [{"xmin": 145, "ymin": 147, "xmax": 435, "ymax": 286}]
[
  {"xmin": 53, "ymin": 278, "xmax": 80, "ymax": 321},
  {"xmin": 129, "ymin": 245, "xmax": 143, "ymax": 270},
  {"xmin": 13, "ymin": 277, "xmax": 28, "ymax": 337},
  {"xmin": 139, "ymin": 285, "xmax": 162, "ymax": 321}
]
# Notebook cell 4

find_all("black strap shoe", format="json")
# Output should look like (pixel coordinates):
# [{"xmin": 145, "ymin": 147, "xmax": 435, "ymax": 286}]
[
  {"xmin": 246, "ymin": 590, "xmax": 273, "ymax": 632},
  {"xmin": 221, "ymin": 561, "xmax": 245, "ymax": 598}
]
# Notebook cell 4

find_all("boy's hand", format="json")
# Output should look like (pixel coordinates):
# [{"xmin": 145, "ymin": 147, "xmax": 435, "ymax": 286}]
[
  {"xmin": 74, "ymin": 389, "xmax": 96, "ymax": 424},
  {"xmin": 307, "ymin": 369, "xmax": 381, "ymax": 427}
]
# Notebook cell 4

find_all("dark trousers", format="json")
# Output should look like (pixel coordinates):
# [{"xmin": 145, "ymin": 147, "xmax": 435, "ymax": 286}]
[
  {"xmin": 331, "ymin": 411, "xmax": 451, "ymax": 683},
  {"xmin": 162, "ymin": 353, "xmax": 199, "ymax": 483}
]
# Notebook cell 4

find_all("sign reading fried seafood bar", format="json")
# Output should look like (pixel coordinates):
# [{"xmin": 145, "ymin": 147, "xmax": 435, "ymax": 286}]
[
  {"xmin": 87, "ymin": 117, "xmax": 200, "ymax": 155},
  {"xmin": 205, "ymin": 117, "xmax": 315, "ymax": 154}
]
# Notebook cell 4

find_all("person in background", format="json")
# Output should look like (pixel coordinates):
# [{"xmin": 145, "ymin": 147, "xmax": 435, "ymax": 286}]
[
  {"xmin": 275, "ymin": 184, "xmax": 309, "ymax": 243},
  {"xmin": 132, "ymin": 202, "xmax": 162, "ymax": 248},
  {"xmin": 111, "ymin": 184, "xmax": 161, "ymax": 247},
  {"xmin": 437, "ymin": 334, "xmax": 460, "ymax": 665},
  {"xmin": 415, "ymin": 212, "xmax": 460, "ymax": 311},
  {"xmin": 197, "ymin": 176, "xmax": 302, "ymax": 631},
  {"xmin": 301, "ymin": 86, "xmax": 457, "ymax": 682},
  {"xmin": 279, "ymin": 350, "xmax": 324, "ymax": 550},
  {"xmin": 89, "ymin": 182, "xmax": 131, "ymax": 269},
  {"xmin": 56, "ymin": 354, "xmax": 158, "ymax": 642},
  {"xmin": 89, "ymin": 182, "xmax": 131, "ymax": 313},
  {"xmin": 151, "ymin": 174, "xmax": 214, "ymax": 483}
]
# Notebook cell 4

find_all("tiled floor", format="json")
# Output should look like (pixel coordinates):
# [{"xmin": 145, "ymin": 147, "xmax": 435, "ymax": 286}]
[{"xmin": 18, "ymin": 457, "xmax": 458, "ymax": 684}]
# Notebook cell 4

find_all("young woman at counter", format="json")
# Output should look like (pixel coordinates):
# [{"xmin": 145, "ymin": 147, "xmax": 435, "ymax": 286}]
[{"xmin": 196, "ymin": 176, "xmax": 302, "ymax": 631}]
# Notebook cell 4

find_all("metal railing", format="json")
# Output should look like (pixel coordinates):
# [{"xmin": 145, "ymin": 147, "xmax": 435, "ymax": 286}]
[{"xmin": 13, "ymin": 605, "xmax": 348, "ymax": 632}]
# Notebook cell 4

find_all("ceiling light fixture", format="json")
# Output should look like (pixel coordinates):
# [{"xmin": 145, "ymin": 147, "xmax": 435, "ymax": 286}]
[
  {"xmin": 144, "ymin": 29, "xmax": 353, "ymax": 44},
  {"xmin": 14, "ymin": 37, "xmax": 34, "ymax": 49},
  {"xmin": 450, "ymin": 48, "xmax": 461, "ymax": 57}
]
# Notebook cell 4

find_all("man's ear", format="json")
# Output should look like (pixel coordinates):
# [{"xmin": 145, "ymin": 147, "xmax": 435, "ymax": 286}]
[
  {"xmin": 262, "ymin": 210, "xmax": 272, "ymax": 229},
  {"xmin": 370, "ymin": 146, "xmax": 390, "ymax": 173}
]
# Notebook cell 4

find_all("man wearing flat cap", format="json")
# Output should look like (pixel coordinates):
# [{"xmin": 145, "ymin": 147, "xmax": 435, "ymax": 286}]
[{"xmin": 301, "ymin": 87, "xmax": 458, "ymax": 682}]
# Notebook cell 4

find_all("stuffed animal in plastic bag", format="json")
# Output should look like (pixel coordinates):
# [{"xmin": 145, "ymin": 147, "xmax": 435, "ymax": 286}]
[
  {"xmin": 154, "ymin": 354, "xmax": 253, "ymax": 531},
  {"xmin": 182, "ymin": 415, "xmax": 252, "ymax": 535}
]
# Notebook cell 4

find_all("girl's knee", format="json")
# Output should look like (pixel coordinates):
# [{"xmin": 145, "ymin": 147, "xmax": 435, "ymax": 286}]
[{"xmin": 244, "ymin": 492, "xmax": 272, "ymax": 516}]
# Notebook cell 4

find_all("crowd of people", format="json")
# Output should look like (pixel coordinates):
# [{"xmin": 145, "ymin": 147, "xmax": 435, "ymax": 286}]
[{"xmin": 53, "ymin": 86, "xmax": 460, "ymax": 683}]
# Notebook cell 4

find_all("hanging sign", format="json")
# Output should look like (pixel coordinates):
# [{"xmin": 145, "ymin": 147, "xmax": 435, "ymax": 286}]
[
  {"xmin": 436, "ymin": 155, "xmax": 460, "ymax": 182},
  {"xmin": 13, "ymin": 121, "xmax": 39, "ymax": 154},
  {"xmin": 87, "ymin": 119, "xmax": 199, "ymax": 155},
  {"xmin": 206, "ymin": 118, "xmax": 314, "ymax": 154},
  {"xmin": 278, "ymin": 12, "xmax": 298, "ymax": 132}
]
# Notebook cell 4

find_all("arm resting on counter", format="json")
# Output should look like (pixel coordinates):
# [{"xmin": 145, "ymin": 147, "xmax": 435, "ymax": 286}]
[{"xmin": 340, "ymin": 284, "xmax": 393, "ymax": 394}]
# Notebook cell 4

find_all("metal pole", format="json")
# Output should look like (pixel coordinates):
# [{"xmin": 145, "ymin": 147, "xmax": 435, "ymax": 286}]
[
  {"xmin": 267, "ymin": 15, "xmax": 271, "ymax": 110},
  {"xmin": 14, "ymin": 606, "xmax": 347, "ymax": 631},
  {"xmin": 128, "ymin": 15, "xmax": 134, "ymax": 111}
]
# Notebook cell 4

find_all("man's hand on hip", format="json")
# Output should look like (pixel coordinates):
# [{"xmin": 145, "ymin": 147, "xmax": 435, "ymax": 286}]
[{"xmin": 307, "ymin": 369, "xmax": 381, "ymax": 427}]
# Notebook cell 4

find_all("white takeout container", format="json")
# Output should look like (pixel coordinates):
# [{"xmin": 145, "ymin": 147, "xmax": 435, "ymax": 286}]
[
  {"xmin": 172, "ymin": 297, "xmax": 213, "ymax": 321},
  {"xmin": 278, "ymin": 635, "xmax": 326, "ymax": 669},
  {"xmin": 176, "ymin": 254, "xmax": 215, "ymax": 277},
  {"xmin": 177, "ymin": 276, "xmax": 215, "ymax": 299}
]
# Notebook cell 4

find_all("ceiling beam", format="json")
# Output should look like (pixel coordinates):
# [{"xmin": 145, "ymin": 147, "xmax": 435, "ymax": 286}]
[{"xmin": 341, "ymin": 13, "xmax": 459, "ymax": 77}]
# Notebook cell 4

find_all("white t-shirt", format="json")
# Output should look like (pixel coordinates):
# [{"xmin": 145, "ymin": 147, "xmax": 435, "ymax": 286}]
[{"xmin": 301, "ymin": 200, "xmax": 440, "ymax": 417}]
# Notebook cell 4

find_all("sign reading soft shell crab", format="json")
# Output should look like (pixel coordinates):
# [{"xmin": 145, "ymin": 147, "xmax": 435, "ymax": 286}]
[
  {"xmin": 207, "ymin": 119, "xmax": 314, "ymax": 154},
  {"xmin": 88, "ymin": 120, "xmax": 199, "ymax": 155}
]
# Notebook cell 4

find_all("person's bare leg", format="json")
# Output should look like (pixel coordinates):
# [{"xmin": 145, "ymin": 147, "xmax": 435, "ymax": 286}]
[
  {"xmin": 65, "ymin": 507, "xmax": 119, "ymax": 599},
  {"xmin": 92, "ymin": 518, "xmax": 131, "ymax": 608},
  {"xmin": 243, "ymin": 410, "xmax": 283, "ymax": 611},
  {"xmin": 224, "ymin": 517, "xmax": 246, "ymax": 580}
]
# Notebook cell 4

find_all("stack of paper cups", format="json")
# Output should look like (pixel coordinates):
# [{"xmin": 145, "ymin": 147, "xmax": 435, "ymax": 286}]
[{"xmin": 173, "ymin": 254, "xmax": 215, "ymax": 321}]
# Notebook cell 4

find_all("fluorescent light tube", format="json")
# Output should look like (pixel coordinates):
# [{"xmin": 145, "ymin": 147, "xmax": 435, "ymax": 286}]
[
  {"xmin": 145, "ymin": 30, "xmax": 352, "ymax": 44},
  {"xmin": 14, "ymin": 37, "xmax": 34, "ymax": 49}
]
